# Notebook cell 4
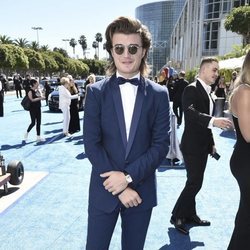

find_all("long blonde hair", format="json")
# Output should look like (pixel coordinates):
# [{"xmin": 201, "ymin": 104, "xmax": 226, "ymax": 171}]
[{"xmin": 229, "ymin": 50, "xmax": 250, "ymax": 111}]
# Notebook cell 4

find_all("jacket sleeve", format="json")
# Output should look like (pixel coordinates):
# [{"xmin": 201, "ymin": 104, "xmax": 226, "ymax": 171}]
[{"xmin": 83, "ymin": 85, "xmax": 115, "ymax": 175}]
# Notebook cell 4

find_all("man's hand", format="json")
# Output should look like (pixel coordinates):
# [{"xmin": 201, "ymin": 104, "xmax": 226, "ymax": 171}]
[
  {"xmin": 100, "ymin": 171, "xmax": 128, "ymax": 195},
  {"xmin": 213, "ymin": 117, "xmax": 233, "ymax": 130},
  {"xmin": 118, "ymin": 187, "xmax": 142, "ymax": 208}
]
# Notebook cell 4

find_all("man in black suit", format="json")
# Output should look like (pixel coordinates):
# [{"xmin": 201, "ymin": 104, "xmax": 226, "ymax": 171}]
[
  {"xmin": 170, "ymin": 57, "xmax": 233, "ymax": 235},
  {"xmin": 172, "ymin": 71, "xmax": 189, "ymax": 127}
]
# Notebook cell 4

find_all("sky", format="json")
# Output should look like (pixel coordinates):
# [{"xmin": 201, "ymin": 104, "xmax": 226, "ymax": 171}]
[{"xmin": 1, "ymin": 0, "xmax": 159, "ymax": 59}]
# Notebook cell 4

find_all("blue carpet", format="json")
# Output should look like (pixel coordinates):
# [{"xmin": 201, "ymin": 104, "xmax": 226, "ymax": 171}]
[{"xmin": 0, "ymin": 93, "xmax": 238, "ymax": 250}]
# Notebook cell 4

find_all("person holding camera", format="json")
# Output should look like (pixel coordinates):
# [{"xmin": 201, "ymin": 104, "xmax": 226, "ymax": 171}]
[{"xmin": 170, "ymin": 57, "xmax": 233, "ymax": 235}]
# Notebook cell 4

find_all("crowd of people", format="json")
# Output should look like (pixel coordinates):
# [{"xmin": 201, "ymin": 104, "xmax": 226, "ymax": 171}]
[
  {"xmin": 0, "ymin": 72, "xmax": 96, "ymax": 141},
  {"xmin": 0, "ymin": 15, "xmax": 249, "ymax": 250}
]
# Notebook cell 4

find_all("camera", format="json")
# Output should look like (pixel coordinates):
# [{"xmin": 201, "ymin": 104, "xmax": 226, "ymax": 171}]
[{"xmin": 211, "ymin": 152, "xmax": 220, "ymax": 160}]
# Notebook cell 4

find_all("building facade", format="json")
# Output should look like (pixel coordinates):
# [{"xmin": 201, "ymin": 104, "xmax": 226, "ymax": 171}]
[
  {"xmin": 170, "ymin": 0, "xmax": 249, "ymax": 71},
  {"xmin": 136, "ymin": 0, "xmax": 185, "ymax": 76}
]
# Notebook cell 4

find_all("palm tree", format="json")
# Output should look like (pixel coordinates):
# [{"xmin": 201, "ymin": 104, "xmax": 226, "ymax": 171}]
[
  {"xmin": 14, "ymin": 38, "xmax": 29, "ymax": 48},
  {"xmin": 29, "ymin": 41, "xmax": 40, "ymax": 51},
  {"xmin": 78, "ymin": 35, "xmax": 88, "ymax": 58},
  {"xmin": 69, "ymin": 38, "xmax": 77, "ymax": 56},
  {"xmin": 53, "ymin": 47, "xmax": 69, "ymax": 58},
  {"xmin": 40, "ymin": 45, "xmax": 50, "ymax": 52},
  {"xmin": 0, "ymin": 35, "xmax": 13, "ymax": 44},
  {"xmin": 92, "ymin": 41, "xmax": 98, "ymax": 59},
  {"xmin": 95, "ymin": 33, "xmax": 103, "ymax": 60}
]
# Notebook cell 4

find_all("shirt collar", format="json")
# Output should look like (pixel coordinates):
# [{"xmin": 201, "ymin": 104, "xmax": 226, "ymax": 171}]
[
  {"xmin": 116, "ymin": 72, "xmax": 140, "ymax": 80},
  {"xmin": 197, "ymin": 77, "xmax": 211, "ymax": 94}
]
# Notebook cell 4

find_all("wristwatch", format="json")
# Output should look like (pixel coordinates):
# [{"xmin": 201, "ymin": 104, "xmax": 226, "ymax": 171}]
[{"xmin": 124, "ymin": 172, "xmax": 133, "ymax": 184}]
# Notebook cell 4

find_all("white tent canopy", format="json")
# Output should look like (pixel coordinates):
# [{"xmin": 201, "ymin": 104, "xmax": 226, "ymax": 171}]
[{"xmin": 219, "ymin": 55, "xmax": 245, "ymax": 69}]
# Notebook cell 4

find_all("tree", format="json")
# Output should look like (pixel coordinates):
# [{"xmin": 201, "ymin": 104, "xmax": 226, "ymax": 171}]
[
  {"xmin": 69, "ymin": 38, "xmax": 77, "ymax": 56},
  {"xmin": 94, "ymin": 33, "xmax": 103, "ymax": 60},
  {"xmin": 40, "ymin": 52, "xmax": 59, "ymax": 76},
  {"xmin": 0, "ymin": 44, "xmax": 29, "ymax": 71},
  {"xmin": 224, "ymin": 5, "xmax": 250, "ymax": 47},
  {"xmin": 40, "ymin": 45, "xmax": 50, "ymax": 52},
  {"xmin": 24, "ymin": 48, "xmax": 45, "ymax": 73},
  {"xmin": 78, "ymin": 35, "xmax": 88, "ymax": 58},
  {"xmin": 0, "ymin": 35, "xmax": 13, "ymax": 44},
  {"xmin": 92, "ymin": 41, "xmax": 98, "ymax": 59},
  {"xmin": 29, "ymin": 41, "xmax": 40, "ymax": 51},
  {"xmin": 53, "ymin": 47, "xmax": 69, "ymax": 58},
  {"xmin": 14, "ymin": 38, "xmax": 29, "ymax": 48}
]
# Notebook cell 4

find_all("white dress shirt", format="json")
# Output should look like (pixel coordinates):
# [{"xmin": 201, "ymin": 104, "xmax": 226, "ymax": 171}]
[
  {"xmin": 117, "ymin": 73, "xmax": 140, "ymax": 140},
  {"xmin": 197, "ymin": 78, "xmax": 215, "ymax": 127}
]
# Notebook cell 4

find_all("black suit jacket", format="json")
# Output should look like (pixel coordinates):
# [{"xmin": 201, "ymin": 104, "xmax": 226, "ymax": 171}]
[
  {"xmin": 172, "ymin": 78, "xmax": 189, "ymax": 104},
  {"xmin": 181, "ymin": 80, "xmax": 214, "ymax": 155}
]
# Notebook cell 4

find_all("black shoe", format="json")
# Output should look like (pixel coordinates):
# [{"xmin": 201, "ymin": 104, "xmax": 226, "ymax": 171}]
[
  {"xmin": 187, "ymin": 215, "xmax": 211, "ymax": 226},
  {"xmin": 170, "ymin": 216, "xmax": 189, "ymax": 235}
]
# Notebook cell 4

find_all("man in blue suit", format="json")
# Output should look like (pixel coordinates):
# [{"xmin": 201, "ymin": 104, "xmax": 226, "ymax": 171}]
[{"xmin": 84, "ymin": 16, "xmax": 171, "ymax": 249}]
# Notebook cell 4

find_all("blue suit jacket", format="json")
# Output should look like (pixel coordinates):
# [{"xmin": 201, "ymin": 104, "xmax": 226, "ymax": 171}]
[{"xmin": 84, "ymin": 74, "xmax": 171, "ymax": 213}]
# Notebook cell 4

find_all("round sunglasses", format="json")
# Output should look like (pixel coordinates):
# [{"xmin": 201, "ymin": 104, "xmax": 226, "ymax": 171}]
[{"xmin": 112, "ymin": 44, "xmax": 142, "ymax": 55}]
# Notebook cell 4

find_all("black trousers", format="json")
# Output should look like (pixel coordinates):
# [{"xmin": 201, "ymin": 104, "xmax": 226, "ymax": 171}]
[
  {"xmin": 0, "ymin": 92, "xmax": 3, "ymax": 117},
  {"xmin": 173, "ymin": 101, "xmax": 183, "ymax": 126},
  {"xmin": 172, "ymin": 152, "xmax": 208, "ymax": 218},
  {"xmin": 27, "ymin": 108, "xmax": 41, "ymax": 135},
  {"xmin": 15, "ymin": 88, "xmax": 22, "ymax": 98}
]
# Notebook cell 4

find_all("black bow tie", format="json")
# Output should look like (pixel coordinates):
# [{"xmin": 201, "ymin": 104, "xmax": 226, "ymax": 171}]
[{"xmin": 117, "ymin": 77, "xmax": 140, "ymax": 86}]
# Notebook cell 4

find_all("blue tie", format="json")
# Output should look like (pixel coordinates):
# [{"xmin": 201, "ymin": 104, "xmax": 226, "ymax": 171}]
[{"xmin": 117, "ymin": 77, "xmax": 140, "ymax": 86}]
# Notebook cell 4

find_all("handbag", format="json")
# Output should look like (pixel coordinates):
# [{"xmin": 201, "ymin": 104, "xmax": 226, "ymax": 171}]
[{"xmin": 21, "ymin": 96, "xmax": 31, "ymax": 111}]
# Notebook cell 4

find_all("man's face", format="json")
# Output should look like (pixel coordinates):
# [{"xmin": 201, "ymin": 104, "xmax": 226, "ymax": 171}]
[
  {"xmin": 200, "ymin": 61, "xmax": 219, "ymax": 85},
  {"xmin": 111, "ymin": 33, "xmax": 146, "ymax": 78}
]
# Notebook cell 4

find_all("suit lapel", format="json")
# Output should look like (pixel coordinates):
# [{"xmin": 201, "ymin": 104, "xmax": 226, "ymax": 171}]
[
  {"xmin": 125, "ymin": 81, "xmax": 145, "ymax": 159},
  {"xmin": 196, "ymin": 80, "xmax": 210, "ymax": 114},
  {"xmin": 111, "ymin": 80, "xmax": 127, "ymax": 148}
]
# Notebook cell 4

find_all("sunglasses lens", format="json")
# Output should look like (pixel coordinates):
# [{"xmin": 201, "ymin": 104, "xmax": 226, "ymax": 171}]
[
  {"xmin": 114, "ymin": 45, "xmax": 125, "ymax": 55},
  {"xmin": 113, "ymin": 45, "xmax": 140, "ymax": 55},
  {"xmin": 128, "ymin": 45, "xmax": 138, "ymax": 55}
]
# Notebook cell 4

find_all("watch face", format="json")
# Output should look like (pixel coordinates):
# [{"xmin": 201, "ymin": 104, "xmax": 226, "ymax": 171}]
[{"xmin": 126, "ymin": 174, "xmax": 133, "ymax": 183}]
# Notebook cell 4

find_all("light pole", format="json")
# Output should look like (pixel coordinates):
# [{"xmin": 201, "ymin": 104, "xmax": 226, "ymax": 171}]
[
  {"xmin": 62, "ymin": 39, "xmax": 70, "ymax": 52},
  {"xmin": 32, "ymin": 27, "xmax": 43, "ymax": 44}
]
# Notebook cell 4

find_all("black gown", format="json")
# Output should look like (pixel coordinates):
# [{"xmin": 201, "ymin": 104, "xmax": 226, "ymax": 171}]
[
  {"xmin": 68, "ymin": 98, "xmax": 80, "ymax": 134},
  {"xmin": 228, "ymin": 116, "xmax": 250, "ymax": 250}
]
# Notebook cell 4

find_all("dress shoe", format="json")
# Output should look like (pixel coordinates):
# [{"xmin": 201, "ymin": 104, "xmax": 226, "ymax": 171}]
[
  {"xmin": 187, "ymin": 215, "xmax": 211, "ymax": 226},
  {"xmin": 170, "ymin": 216, "xmax": 189, "ymax": 235}
]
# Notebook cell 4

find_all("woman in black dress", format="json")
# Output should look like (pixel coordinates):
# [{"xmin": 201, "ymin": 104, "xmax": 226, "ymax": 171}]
[
  {"xmin": 227, "ymin": 51, "xmax": 250, "ymax": 250},
  {"xmin": 24, "ymin": 79, "xmax": 45, "ymax": 142},
  {"xmin": 67, "ymin": 75, "xmax": 80, "ymax": 134},
  {"xmin": 214, "ymin": 75, "xmax": 226, "ymax": 98}
]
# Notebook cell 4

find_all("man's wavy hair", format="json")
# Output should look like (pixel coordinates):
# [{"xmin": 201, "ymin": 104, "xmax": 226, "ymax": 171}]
[{"xmin": 105, "ymin": 16, "xmax": 151, "ymax": 77}]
